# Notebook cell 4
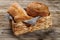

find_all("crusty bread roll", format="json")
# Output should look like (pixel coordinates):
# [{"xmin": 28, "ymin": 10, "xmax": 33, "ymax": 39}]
[
  {"xmin": 26, "ymin": 2, "xmax": 50, "ymax": 17},
  {"xmin": 7, "ymin": 3, "xmax": 32, "ymax": 22}
]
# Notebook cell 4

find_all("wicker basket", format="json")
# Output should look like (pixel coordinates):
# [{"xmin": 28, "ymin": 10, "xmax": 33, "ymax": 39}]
[{"xmin": 9, "ymin": 13, "xmax": 52, "ymax": 36}]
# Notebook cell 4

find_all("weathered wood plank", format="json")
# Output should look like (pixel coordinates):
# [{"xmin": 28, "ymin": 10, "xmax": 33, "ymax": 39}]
[
  {"xmin": 0, "ymin": 38, "xmax": 18, "ymax": 40},
  {"xmin": 0, "ymin": 0, "xmax": 60, "ymax": 10}
]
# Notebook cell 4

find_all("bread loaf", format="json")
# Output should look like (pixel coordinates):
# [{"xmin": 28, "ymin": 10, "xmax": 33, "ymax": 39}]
[{"xmin": 26, "ymin": 2, "xmax": 50, "ymax": 17}]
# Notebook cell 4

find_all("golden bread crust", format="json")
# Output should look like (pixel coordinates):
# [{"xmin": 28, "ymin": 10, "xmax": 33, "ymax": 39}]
[{"xmin": 26, "ymin": 2, "xmax": 50, "ymax": 17}]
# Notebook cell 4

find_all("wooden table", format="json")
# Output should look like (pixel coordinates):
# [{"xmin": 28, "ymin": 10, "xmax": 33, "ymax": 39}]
[{"xmin": 0, "ymin": 0, "xmax": 60, "ymax": 40}]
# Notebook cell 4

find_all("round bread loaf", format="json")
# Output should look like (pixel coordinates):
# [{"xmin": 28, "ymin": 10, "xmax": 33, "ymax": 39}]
[{"xmin": 26, "ymin": 2, "xmax": 50, "ymax": 17}]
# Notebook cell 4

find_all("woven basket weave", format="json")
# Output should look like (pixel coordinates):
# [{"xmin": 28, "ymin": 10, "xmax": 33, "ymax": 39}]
[{"xmin": 9, "ymin": 14, "xmax": 52, "ymax": 36}]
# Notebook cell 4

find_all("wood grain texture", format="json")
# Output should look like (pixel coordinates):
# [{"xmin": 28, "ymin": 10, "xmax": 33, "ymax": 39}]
[{"xmin": 0, "ymin": 0, "xmax": 60, "ymax": 40}]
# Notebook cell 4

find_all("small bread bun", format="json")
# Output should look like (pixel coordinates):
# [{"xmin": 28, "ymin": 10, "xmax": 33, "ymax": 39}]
[{"xmin": 26, "ymin": 2, "xmax": 50, "ymax": 17}]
